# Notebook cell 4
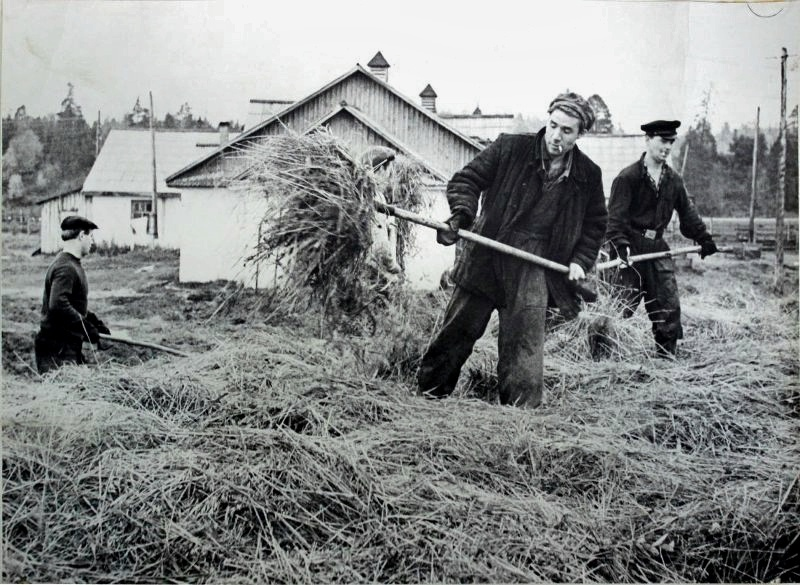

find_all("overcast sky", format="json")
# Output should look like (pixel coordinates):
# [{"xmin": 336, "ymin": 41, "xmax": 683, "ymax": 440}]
[{"xmin": 2, "ymin": 0, "xmax": 798, "ymax": 134}]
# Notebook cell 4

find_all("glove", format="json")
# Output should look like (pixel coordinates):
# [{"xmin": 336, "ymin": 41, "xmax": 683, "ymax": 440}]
[
  {"xmin": 87, "ymin": 312, "xmax": 111, "ymax": 335},
  {"xmin": 83, "ymin": 320, "xmax": 101, "ymax": 344},
  {"xmin": 611, "ymin": 243, "xmax": 630, "ymax": 265},
  {"xmin": 436, "ymin": 213, "xmax": 467, "ymax": 246},
  {"xmin": 568, "ymin": 262, "xmax": 585, "ymax": 281},
  {"xmin": 699, "ymin": 238, "xmax": 718, "ymax": 259}
]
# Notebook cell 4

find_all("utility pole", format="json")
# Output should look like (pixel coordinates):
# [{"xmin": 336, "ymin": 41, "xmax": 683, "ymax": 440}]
[
  {"xmin": 149, "ymin": 91, "xmax": 159, "ymax": 239},
  {"xmin": 748, "ymin": 106, "xmax": 759, "ymax": 243},
  {"xmin": 680, "ymin": 142, "xmax": 690, "ymax": 176},
  {"xmin": 774, "ymin": 48, "xmax": 787, "ymax": 294}
]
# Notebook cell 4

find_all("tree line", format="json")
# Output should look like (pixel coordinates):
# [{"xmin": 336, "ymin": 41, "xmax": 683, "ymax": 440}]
[
  {"xmin": 679, "ymin": 102, "xmax": 798, "ymax": 216},
  {"xmin": 2, "ymin": 83, "xmax": 797, "ymax": 218},
  {"xmin": 2, "ymin": 83, "xmax": 242, "ymax": 208}
]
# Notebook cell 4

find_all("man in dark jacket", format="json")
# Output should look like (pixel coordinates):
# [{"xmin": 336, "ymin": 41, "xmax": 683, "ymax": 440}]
[
  {"xmin": 34, "ymin": 215, "xmax": 110, "ymax": 374},
  {"xmin": 605, "ymin": 120, "xmax": 718, "ymax": 357},
  {"xmin": 418, "ymin": 92, "xmax": 608, "ymax": 408}
]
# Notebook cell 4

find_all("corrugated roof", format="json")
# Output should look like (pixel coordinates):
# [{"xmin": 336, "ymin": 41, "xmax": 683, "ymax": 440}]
[{"xmin": 82, "ymin": 129, "xmax": 232, "ymax": 194}]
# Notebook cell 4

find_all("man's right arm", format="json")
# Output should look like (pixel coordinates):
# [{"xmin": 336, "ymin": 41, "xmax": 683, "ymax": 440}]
[
  {"xmin": 606, "ymin": 174, "xmax": 633, "ymax": 257},
  {"xmin": 445, "ymin": 135, "xmax": 504, "ymax": 227}
]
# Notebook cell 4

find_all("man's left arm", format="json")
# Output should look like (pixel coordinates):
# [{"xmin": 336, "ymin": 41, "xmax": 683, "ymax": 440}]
[
  {"xmin": 86, "ymin": 311, "xmax": 110, "ymax": 335},
  {"xmin": 675, "ymin": 180, "xmax": 717, "ymax": 258},
  {"xmin": 570, "ymin": 167, "xmax": 608, "ymax": 274}
]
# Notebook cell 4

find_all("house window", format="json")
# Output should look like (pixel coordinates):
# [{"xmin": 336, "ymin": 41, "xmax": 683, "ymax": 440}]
[{"xmin": 131, "ymin": 199, "xmax": 152, "ymax": 219}]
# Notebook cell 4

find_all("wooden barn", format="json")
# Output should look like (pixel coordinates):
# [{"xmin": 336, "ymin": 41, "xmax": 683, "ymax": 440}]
[
  {"xmin": 37, "ymin": 127, "xmax": 233, "ymax": 253},
  {"xmin": 167, "ymin": 52, "xmax": 485, "ymax": 289}
]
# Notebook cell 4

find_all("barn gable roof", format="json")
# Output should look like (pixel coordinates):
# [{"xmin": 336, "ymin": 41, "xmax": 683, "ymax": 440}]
[
  {"xmin": 166, "ymin": 64, "xmax": 483, "ymax": 187},
  {"xmin": 305, "ymin": 104, "xmax": 450, "ymax": 181},
  {"xmin": 82, "ymin": 129, "xmax": 232, "ymax": 196}
]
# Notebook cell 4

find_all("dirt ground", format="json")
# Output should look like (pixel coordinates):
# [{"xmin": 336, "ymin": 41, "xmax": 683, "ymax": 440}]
[
  {"xmin": 2, "ymin": 231, "xmax": 797, "ymax": 380},
  {"xmin": 1, "ymin": 232, "xmax": 284, "ymax": 377}
]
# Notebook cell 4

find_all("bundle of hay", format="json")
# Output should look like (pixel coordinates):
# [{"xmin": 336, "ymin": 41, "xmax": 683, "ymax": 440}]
[
  {"xmin": 3, "ymin": 308, "xmax": 798, "ymax": 583},
  {"xmin": 234, "ymin": 129, "xmax": 423, "ymax": 326}
]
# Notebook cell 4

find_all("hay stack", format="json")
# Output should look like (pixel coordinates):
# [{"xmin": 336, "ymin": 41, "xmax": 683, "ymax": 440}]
[
  {"xmin": 4, "ymin": 273, "xmax": 798, "ymax": 582},
  {"xmin": 234, "ymin": 130, "xmax": 423, "ymax": 325}
]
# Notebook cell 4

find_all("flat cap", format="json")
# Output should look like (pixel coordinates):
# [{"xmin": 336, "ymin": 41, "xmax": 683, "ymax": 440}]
[
  {"xmin": 60, "ymin": 215, "xmax": 98, "ymax": 231},
  {"xmin": 641, "ymin": 120, "xmax": 681, "ymax": 138}
]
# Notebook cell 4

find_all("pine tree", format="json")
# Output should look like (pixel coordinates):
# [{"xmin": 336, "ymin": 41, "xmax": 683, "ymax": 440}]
[{"xmin": 587, "ymin": 94, "xmax": 614, "ymax": 134}]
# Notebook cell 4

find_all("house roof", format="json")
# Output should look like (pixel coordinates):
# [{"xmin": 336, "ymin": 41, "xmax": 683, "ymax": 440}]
[
  {"xmin": 36, "ymin": 185, "xmax": 83, "ymax": 205},
  {"xmin": 166, "ymin": 64, "xmax": 483, "ymax": 186},
  {"xmin": 82, "ymin": 129, "xmax": 233, "ymax": 195}
]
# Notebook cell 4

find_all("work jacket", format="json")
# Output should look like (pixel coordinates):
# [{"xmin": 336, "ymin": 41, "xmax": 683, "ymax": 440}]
[
  {"xmin": 447, "ymin": 130, "xmax": 607, "ymax": 318},
  {"xmin": 606, "ymin": 155, "xmax": 711, "ymax": 252}
]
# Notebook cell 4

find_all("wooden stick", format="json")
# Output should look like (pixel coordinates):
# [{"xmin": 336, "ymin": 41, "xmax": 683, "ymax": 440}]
[
  {"xmin": 99, "ymin": 333, "xmax": 189, "ymax": 357},
  {"xmin": 595, "ymin": 245, "xmax": 734, "ymax": 271},
  {"xmin": 376, "ymin": 202, "xmax": 569, "ymax": 274}
]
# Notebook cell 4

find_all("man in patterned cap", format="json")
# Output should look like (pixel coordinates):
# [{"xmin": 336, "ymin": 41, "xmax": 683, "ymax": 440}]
[
  {"xmin": 34, "ymin": 215, "xmax": 111, "ymax": 373},
  {"xmin": 418, "ymin": 92, "xmax": 608, "ymax": 408},
  {"xmin": 605, "ymin": 119, "xmax": 718, "ymax": 357}
]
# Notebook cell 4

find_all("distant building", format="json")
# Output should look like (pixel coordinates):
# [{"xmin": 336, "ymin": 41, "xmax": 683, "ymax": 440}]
[
  {"xmin": 439, "ymin": 105, "xmax": 517, "ymax": 146},
  {"xmin": 37, "ymin": 126, "xmax": 235, "ymax": 253},
  {"xmin": 577, "ymin": 133, "xmax": 647, "ymax": 198}
]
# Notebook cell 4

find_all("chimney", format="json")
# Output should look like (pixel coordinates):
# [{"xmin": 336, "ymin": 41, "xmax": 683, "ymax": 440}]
[
  {"xmin": 419, "ymin": 84, "xmax": 438, "ymax": 113},
  {"xmin": 218, "ymin": 121, "xmax": 231, "ymax": 145},
  {"xmin": 367, "ymin": 51, "xmax": 390, "ymax": 82},
  {"xmin": 472, "ymin": 105, "xmax": 482, "ymax": 116}
]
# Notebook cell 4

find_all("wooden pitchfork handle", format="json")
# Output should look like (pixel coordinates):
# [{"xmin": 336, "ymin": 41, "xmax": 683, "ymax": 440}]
[
  {"xmin": 595, "ymin": 245, "xmax": 735, "ymax": 271},
  {"xmin": 375, "ymin": 202, "xmax": 598, "ymax": 302},
  {"xmin": 375, "ymin": 202, "xmax": 570, "ymax": 274},
  {"xmin": 99, "ymin": 333, "xmax": 190, "ymax": 357}
]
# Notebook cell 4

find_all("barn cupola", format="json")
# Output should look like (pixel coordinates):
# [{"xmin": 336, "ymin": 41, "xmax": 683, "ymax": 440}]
[
  {"xmin": 419, "ymin": 84, "xmax": 438, "ymax": 113},
  {"xmin": 367, "ymin": 51, "xmax": 390, "ymax": 82},
  {"xmin": 218, "ymin": 121, "xmax": 231, "ymax": 144}
]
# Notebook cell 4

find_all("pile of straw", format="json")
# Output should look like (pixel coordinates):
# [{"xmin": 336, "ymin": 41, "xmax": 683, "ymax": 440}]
[
  {"xmin": 3, "ymin": 271, "xmax": 798, "ymax": 582},
  {"xmin": 235, "ymin": 130, "xmax": 423, "ymax": 324}
]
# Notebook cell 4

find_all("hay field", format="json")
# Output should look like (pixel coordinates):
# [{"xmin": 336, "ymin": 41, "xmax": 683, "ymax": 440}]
[{"xmin": 2, "ymin": 232, "xmax": 798, "ymax": 583}]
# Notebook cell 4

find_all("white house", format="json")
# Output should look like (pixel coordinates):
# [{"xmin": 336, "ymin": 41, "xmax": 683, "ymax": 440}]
[{"xmin": 37, "ymin": 127, "xmax": 233, "ymax": 253}]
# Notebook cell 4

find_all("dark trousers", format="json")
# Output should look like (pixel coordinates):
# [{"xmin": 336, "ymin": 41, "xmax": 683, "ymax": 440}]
[
  {"xmin": 418, "ymin": 255, "xmax": 548, "ymax": 408},
  {"xmin": 614, "ymin": 256, "xmax": 683, "ymax": 354},
  {"xmin": 34, "ymin": 331, "xmax": 84, "ymax": 374}
]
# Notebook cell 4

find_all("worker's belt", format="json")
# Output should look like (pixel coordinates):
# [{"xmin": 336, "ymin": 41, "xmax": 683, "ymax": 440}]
[{"xmin": 639, "ymin": 228, "xmax": 663, "ymax": 240}]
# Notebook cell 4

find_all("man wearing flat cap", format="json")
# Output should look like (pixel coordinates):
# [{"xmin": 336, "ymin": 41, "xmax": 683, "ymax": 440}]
[
  {"xmin": 418, "ymin": 92, "xmax": 608, "ymax": 408},
  {"xmin": 34, "ymin": 215, "xmax": 111, "ymax": 373},
  {"xmin": 605, "ymin": 119, "xmax": 718, "ymax": 357}
]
